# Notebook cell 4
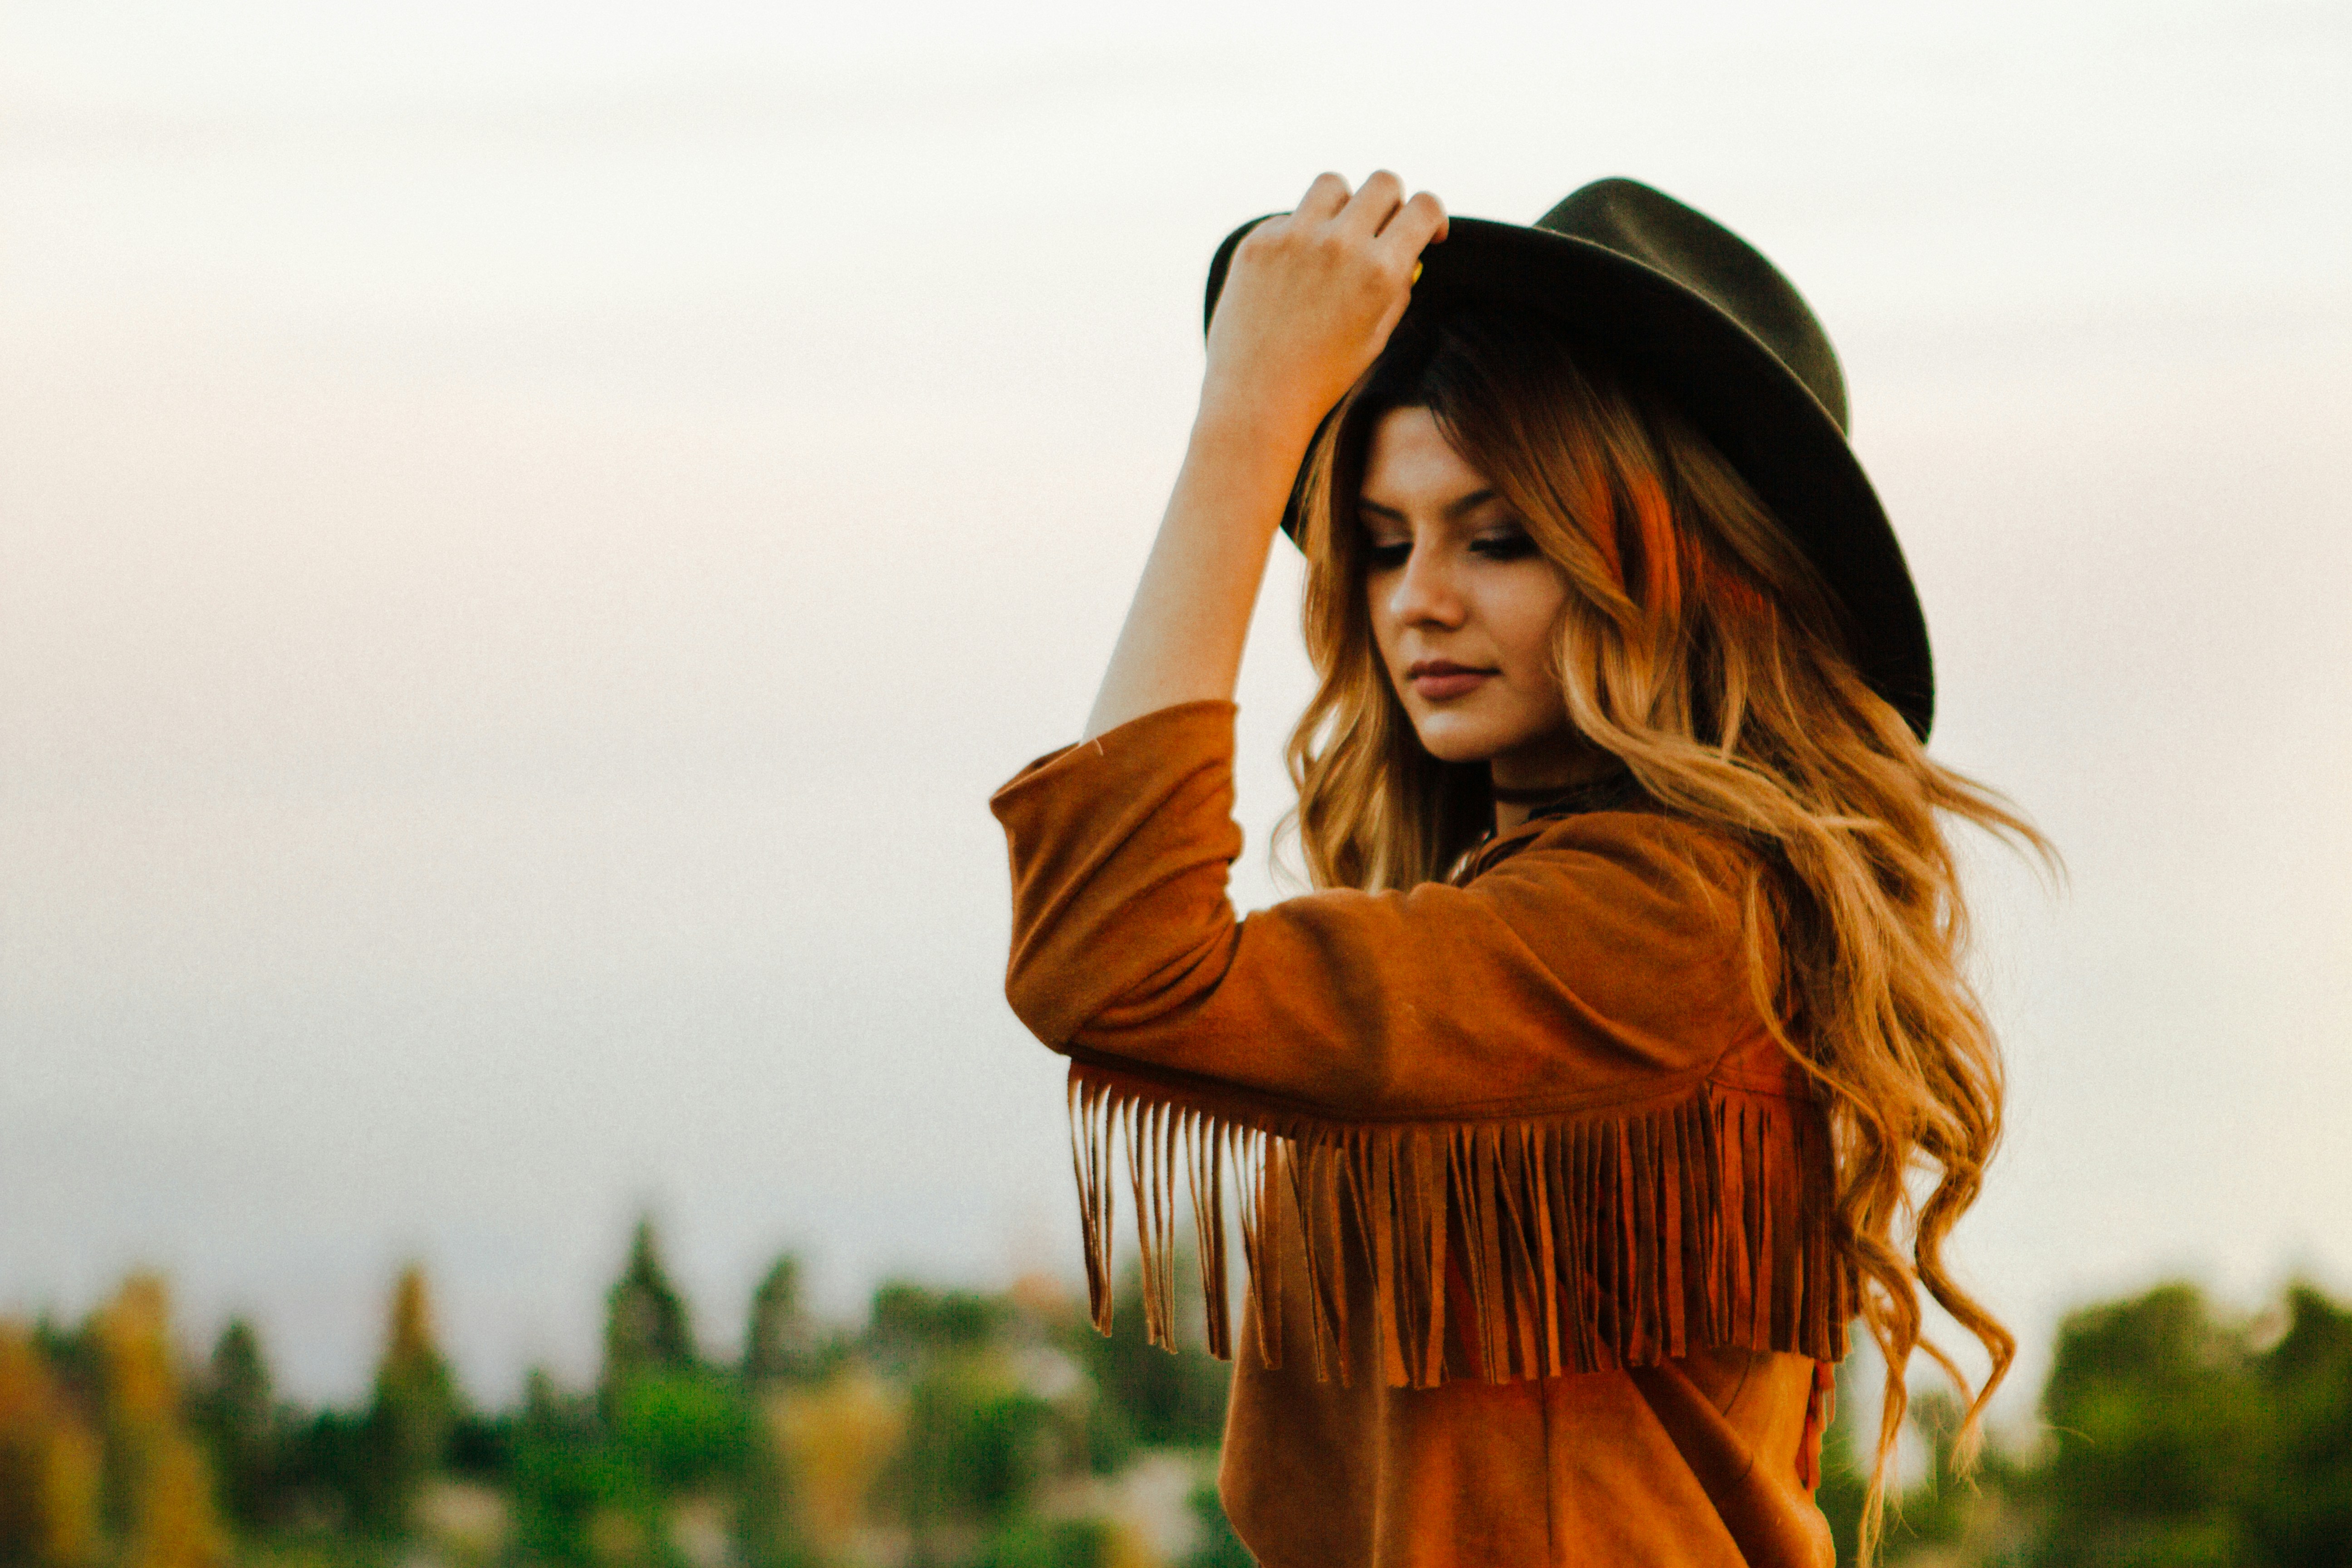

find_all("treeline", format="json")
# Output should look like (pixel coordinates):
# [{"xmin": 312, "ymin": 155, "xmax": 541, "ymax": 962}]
[
  {"xmin": 1819, "ymin": 1278, "xmax": 2352, "ymax": 1566},
  {"xmin": 0, "ymin": 1219, "xmax": 1242, "ymax": 1568},
  {"xmin": 2, "ymin": 1225, "xmax": 2347, "ymax": 1567}
]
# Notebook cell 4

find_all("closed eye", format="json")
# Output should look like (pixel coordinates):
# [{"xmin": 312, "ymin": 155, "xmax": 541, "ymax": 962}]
[
  {"xmin": 1470, "ymin": 527, "xmax": 1538, "ymax": 561},
  {"xmin": 1363, "ymin": 539, "xmax": 1412, "ymax": 571}
]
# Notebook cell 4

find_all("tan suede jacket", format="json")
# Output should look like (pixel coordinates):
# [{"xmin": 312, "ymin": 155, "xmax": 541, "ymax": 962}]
[{"xmin": 991, "ymin": 701, "xmax": 1848, "ymax": 1567}]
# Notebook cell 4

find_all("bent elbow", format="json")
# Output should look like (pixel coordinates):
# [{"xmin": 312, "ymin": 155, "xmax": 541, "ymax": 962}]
[
  {"xmin": 1002, "ymin": 936, "xmax": 1093, "ymax": 1052},
  {"xmin": 1002, "ymin": 980, "xmax": 1067, "ymax": 1054}
]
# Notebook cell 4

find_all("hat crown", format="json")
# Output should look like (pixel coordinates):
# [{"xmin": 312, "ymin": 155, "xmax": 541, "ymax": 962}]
[{"xmin": 1536, "ymin": 179, "xmax": 1849, "ymax": 433}]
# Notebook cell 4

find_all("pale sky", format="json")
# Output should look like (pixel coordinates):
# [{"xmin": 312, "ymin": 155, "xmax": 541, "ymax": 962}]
[{"xmin": 2, "ymin": 0, "xmax": 2347, "ymax": 1416}]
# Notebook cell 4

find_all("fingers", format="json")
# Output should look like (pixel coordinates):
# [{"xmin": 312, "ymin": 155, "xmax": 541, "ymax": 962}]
[
  {"xmin": 1378, "ymin": 188, "xmax": 1449, "ymax": 263},
  {"xmin": 1335, "ymin": 169, "xmax": 1407, "ymax": 239},
  {"xmin": 1243, "ymin": 168, "xmax": 1442, "ymax": 298},
  {"xmin": 1293, "ymin": 171, "xmax": 1353, "ymax": 223}
]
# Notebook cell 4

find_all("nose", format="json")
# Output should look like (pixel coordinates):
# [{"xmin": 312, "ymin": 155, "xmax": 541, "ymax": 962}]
[{"xmin": 1386, "ymin": 538, "xmax": 1467, "ymax": 630}]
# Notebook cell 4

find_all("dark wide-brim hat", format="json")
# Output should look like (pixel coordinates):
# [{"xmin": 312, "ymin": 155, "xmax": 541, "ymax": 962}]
[{"xmin": 1204, "ymin": 176, "xmax": 1935, "ymax": 739}]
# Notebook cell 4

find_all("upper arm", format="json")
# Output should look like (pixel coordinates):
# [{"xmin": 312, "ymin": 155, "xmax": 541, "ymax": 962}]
[
  {"xmin": 1060, "ymin": 826, "xmax": 1760, "ymax": 1116},
  {"xmin": 993, "ymin": 702, "xmax": 1768, "ymax": 1118}
]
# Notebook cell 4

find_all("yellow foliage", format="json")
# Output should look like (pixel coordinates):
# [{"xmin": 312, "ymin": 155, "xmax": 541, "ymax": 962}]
[
  {"xmin": 40, "ymin": 1419, "xmax": 104, "ymax": 1568},
  {"xmin": 88, "ymin": 1277, "xmax": 229, "ymax": 1568},
  {"xmin": 386, "ymin": 1264, "xmax": 438, "ymax": 1368},
  {"xmin": 0, "ymin": 1327, "xmax": 49, "ymax": 1426},
  {"xmin": 100, "ymin": 1275, "xmax": 180, "ymax": 1432},
  {"xmin": 588, "ymin": 1502, "xmax": 648, "ymax": 1563},
  {"xmin": 1101, "ymin": 1518, "xmax": 1160, "ymax": 1568},
  {"xmin": 767, "ymin": 1370, "xmax": 906, "ymax": 1556},
  {"xmin": 123, "ymin": 1432, "xmax": 226, "ymax": 1568},
  {"xmin": 0, "ymin": 1321, "xmax": 105, "ymax": 1567}
]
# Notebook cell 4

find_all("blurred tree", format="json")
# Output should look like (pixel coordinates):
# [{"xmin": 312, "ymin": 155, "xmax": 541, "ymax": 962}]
[
  {"xmin": 2033, "ymin": 1281, "xmax": 2262, "ymax": 1566},
  {"xmin": 122, "ymin": 1436, "xmax": 226, "ymax": 1568},
  {"xmin": 187, "ymin": 1318, "xmax": 276, "ymax": 1534},
  {"xmin": 891, "ymin": 1366, "xmax": 1056, "ymax": 1541},
  {"xmin": 612, "ymin": 1371, "xmax": 755, "ymax": 1495},
  {"xmin": 274, "ymin": 1408, "xmax": 372, "ymax": 1535},
  {"xmin": 508, "ymin": 1367, "xmax": 622, "ymax": 1568},
  {"xmin": 608, "ymin": 1369, "xmax": 758, "ymax": 1568},
  {"xmin": 736, "ymin": 1257, "xmax": 825, "ymax": 1568},
  {"xmin": 970, "ymin": 1515, "xmax": 1115, "ymax": 1568},
  {"xmin": 0, "ymin": 1323, "xmax": 105, "ymax": 1566},
  {"xmin": 510, "ymin": 1440, "xmax": 631, "ymax": 1567},
  {"xmin": 605, "ymin": 1220, "xmax": 699, "ymax": 1403},
  {"xmin": 863, "ymin": 1284, "xmax": 1002, "ymax": 1378},
  {"xmin": 745, "ymin": 1255, "xmax": 820, "ymax": 1387},
  {"xmin": 857, "ymin": 1279, "xmax": 1085, "ymax": 1561},
  {"xmin": 734, "ymin": 1399, "xmax": 817, "ymax": 1568},
  {"xmin": 769, "ymin": 1368, "xmax": 905, "ymax": 1563},
  {"xmin": 444, "ymin": 1405, "xmax": 516, "ymax": 1486},
  {"xmin": 2244, "ymin": 1280, "xmax": 2352, "ymax": 1568},
  {"xmin": 97, "ymin": 1276, "xmax": 226, "ymax": 1568},
  {"xmin": 361, "ymin": 1264, "xmax": 462, "ymax": 1534},
  {"xmin": 1811, "ymin": 1355, "xmax": 1870, "ymax": 1566},
  {"xmin": 1068, "ymin": 1254, "xmax": 1229, "ymax": 1454},
  {"xmin": 42, "ymin": 1418, "xmax": 105, "ymax": 1568}
]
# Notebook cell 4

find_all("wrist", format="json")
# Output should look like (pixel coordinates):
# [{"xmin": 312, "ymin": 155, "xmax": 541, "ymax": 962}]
[{"xmin": 1191, "ymin": 381, "xmax": 1327, "ymax": 470}]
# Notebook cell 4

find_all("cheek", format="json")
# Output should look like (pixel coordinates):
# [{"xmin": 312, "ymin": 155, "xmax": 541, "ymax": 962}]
[{"xmin": 1486, "ymin": 574, "xmax": 1569, "ymax": 676}]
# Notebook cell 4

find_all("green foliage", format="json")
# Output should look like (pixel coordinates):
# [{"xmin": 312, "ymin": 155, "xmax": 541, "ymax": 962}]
[
  {"xmin": 863, "ymin": 1284, "xmax": 1004, "ymax": 1377},
  {"xmin": 1813, "ymin": 1277, "xmax": 2352, "ymax": 1567},
  {"xmin": 279, "ymin": 1410, "xmax": 381, "ymax": 1535},
  {"xmin": 186, "ymin": 1319, "xmax": 276, "ymax": 1533},
  {"xmin": 362, "ymin": 1266, "xmax": 462, "ymax": 1533},
  {"xmin": 1185, "ymin": 1478, "xmax": 1257, "ymax": 1568},
  {"xmin": 2034, "ymin": 1283, "xmax": 2262, "ymax": 1566},
  {"xmin": 609, "ymin": 1371, "xmax": 755, "ymax": 1493},
  {"xmin": 1813, "ymin": 1356, "xmax": 1871, "ymax": 1567},
  {"xmin": 505, "ymin": 1368, "xmax": 624, "ymax": 1568},
  {"xmin": 891, "ymin": 1371, "xmax": 1055, "ymax": 1532},
  {"xmin": 1067, "ymin": 1260, "xmax": 1229, "ymax": 1453},
  {"xmin": 744, "ymin": 1256, "xmax": 822, "ymax": 1388},
  {"xmin": 729, "ymin": 1416, "xmax": 817, "ymax": 1568},
  {"xmin": 2025, "ymin": 1278, "xmax": 2352, "ymax": 1568},
  {"xmin": 442, "ymin": 1409, "xmax": 514, "ymax": 1484},
  {"xmin": 603, "ymin": 1220, "xmax": 698, "ymax": 1402},
  {"xmin": 18, "ymin": 1225, "xmax": 2348, "ymax": 1568},
  {"xmin": 969, "ymin": 1517, "xmax": 1112, "ymax": 1568},
  {"xmin": 507, "ymin": 1430, "xmax": 635, "ymax": 1568},
  {"xmin": 2243, "ymin": 1284, "xmax": 2352, "ymax": 1568}
]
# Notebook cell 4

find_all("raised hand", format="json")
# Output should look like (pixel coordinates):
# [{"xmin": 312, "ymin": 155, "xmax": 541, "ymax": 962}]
[
  {"xmin": 1202, "ymin": 171, "xmax": 1449, "ymax": 444},
  {"xmin": 1080, "ymin": 172, "xmax": 1445, "ymax": 740}
]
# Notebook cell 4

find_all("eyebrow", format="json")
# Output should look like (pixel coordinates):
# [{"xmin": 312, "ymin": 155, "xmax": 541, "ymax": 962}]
[{"xmin": 1358, "ymin": 488, "xmax": 1501, "ymax": 524}]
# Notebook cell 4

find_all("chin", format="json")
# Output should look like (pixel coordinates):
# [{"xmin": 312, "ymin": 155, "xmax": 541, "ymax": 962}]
[{"xmin": 1407, "ymin": 714, "xmax": 1512, "ymax": 766}]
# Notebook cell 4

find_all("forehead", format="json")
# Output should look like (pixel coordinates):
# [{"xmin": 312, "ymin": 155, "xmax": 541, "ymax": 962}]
[{"xmin": 1360, "ymin": 407, "xmax": 1492, "ymax": 512}]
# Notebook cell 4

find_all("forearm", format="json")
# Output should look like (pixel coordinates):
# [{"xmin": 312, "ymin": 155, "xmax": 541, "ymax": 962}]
[
  {"xmin": 1078, "ymin": 168, "xmax": 1445, "ymax": 741},
  {"xmin": 1081, "ymin": 399, "xmax": 1316, "ymax": 741}
]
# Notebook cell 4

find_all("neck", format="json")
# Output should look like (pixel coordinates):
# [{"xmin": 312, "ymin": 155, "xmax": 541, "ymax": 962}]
[{"xmin": 1489, "ymin": 748, "xmax": 1620, "ymax": 833}]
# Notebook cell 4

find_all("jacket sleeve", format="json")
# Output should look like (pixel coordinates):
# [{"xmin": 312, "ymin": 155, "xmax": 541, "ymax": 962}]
[{"xmin": 988, "ymin": 701, "xmax": 1769, "ymax": 1120}]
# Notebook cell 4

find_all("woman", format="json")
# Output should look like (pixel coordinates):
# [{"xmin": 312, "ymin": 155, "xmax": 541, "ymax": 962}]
[{"xmin": 990, "ymin": 172, "xmax": 2043, "ymax": 1567}]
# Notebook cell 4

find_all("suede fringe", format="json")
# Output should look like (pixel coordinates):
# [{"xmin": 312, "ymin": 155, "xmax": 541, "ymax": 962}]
[{"xmin": 1067, "ymin": 1060, "xmax": 1852, "ymax": 1387}]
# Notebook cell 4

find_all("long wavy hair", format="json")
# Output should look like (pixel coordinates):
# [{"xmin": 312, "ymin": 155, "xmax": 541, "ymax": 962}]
[{"xmin": 1284, "ymin": 305, "xmax": 2053, "ymax": 1562}]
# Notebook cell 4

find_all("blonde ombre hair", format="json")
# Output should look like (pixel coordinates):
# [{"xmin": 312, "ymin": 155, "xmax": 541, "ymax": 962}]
[{"xmin": 1284, "ymin": 307, "xmax": 2051, "ymax": 1561}]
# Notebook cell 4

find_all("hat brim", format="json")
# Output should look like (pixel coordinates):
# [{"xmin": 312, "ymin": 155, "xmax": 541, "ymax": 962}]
[{"xmin": 1205, "ymin": 214, "xmax": 1935, "ymax": 739}]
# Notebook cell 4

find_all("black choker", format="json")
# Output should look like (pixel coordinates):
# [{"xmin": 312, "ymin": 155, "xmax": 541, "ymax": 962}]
[
  {"xmin": 1490, "ymin": 769, "xmax": 1650, "ymax": 824},
  {"xmin": 1490, "ymin": 774, "xmax": 1621, "ymax": 804}
]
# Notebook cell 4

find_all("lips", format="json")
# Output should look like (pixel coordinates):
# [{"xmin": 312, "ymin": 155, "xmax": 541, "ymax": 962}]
[{"xmin": 1407, "ymin": 659, "xmax": 1497, "ymax": 701}]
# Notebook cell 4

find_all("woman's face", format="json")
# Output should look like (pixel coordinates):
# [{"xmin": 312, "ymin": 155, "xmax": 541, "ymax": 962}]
[{"xmin": 1359, "ymin": 406, "xmax": 1589, "ymax": 786}]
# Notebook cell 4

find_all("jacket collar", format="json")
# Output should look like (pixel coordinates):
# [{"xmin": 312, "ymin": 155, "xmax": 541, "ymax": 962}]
[{"xmin": 1449, "ymin": 769, "xmax": 1653, "ymax": 885}]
